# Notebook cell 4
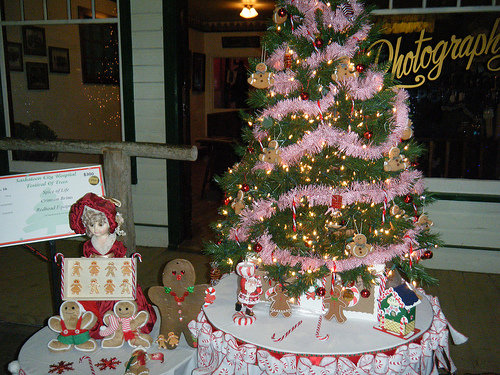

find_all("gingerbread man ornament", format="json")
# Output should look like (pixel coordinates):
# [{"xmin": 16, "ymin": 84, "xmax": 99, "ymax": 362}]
[
  {"xmin": 148, "ymin": 259, "xmax": 208, "ymax": 349},
  {"xmin": 47, "ymin": 301, "xmax": 97, "ymax": 352},
  {"xmin": 323, "ymin": 285, "xmax": 348, "ymax": 323},
  {"xmin": 259, "ymin": 140, "xmax": 282, "ymax": 164},
  {"xmin": 346, "ymin": 233, "xmax": 374, "ymax": 258}
]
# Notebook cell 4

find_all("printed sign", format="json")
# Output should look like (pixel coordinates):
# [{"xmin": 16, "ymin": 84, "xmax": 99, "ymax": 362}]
[
  {"xmin": 62, "ymin": 257, "xmax": 137, "ymax": 301},
  {"xmin": 0, "ymin": 166, "xmax": 104, "ymax": 247}
]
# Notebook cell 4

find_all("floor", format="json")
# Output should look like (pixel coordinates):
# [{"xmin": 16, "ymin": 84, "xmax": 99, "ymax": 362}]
[{"xmin": 0, "ymin": 158, "xmax": 498, "ymax": 375}]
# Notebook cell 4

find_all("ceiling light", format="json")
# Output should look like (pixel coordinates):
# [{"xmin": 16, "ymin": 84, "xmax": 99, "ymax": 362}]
[{"xmin": 240, "ymin": 5, "xmax": 258, "ymax": 18}]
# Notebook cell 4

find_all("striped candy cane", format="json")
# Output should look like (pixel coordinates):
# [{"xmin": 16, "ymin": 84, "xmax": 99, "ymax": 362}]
[
  {"xmin": 79, "ymin": 356, "xmax": 96, "ymax": 375},
  {"xmin": 131, "ymin": 253, "xmax": 142, "ymax": 299},
  {"xmin": 315, "ymin": 315, "xmax": 330, "ymax": 341},
  {"xmin": 292, "ymin": 198, "xmax": 297, "ymax": 232},
  {"xmin": 54, "ymin": 253, "xmax": 65, "ymax": 301},
  {"xmin": 271, "ymin": 320, "xmax": 303, "ymax": 342},
  {"xmin": 203, "ymin": 287, "xmax": 216, "ymax": 307}
]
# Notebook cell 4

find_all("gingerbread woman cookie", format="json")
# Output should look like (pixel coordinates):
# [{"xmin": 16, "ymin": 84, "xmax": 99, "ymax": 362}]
[
  {"xmin": 268, "ymin": 284, "xmax": 292, "ymax": 318},
  {"xmin": 323, "ymin": 285, "xmax": 348, "ymax": 323},
  {"xmin": 148, "ymin": 259, "xmax": 208, "ymax": 349},
  {"xmin": 47, "ymin": 301, "xmax": 97, "ymax": 352}
]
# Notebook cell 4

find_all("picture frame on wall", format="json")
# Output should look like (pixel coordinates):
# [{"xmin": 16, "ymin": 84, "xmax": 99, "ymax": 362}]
[
  {"xmin": 6, "ymin": 42, "xmax": 23, "ymax": 72},
  {"xmin": 192, "ymin": 52, "xmax": 206, "ymax": 92},
  {"xmin": 26, "ymin": 62, "xmax": 49, "ymax": 90},
  {"xmin": 22, "ymin": 26, "xmax": 46, "ymax": 56},
  {"xmin": 49, "ymin": 47, "xmax": 70, "ymax": 73}
]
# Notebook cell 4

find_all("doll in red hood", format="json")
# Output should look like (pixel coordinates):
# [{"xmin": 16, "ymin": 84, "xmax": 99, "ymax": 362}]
[{"xmin": 69, "ymin": 193, "xmax": 156, "ymax": 339}]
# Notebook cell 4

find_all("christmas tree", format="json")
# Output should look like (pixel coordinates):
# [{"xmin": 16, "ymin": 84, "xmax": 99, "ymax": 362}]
[{"xmin": 206, "ymin": 0, "xmax": 440, "ymax": 299}]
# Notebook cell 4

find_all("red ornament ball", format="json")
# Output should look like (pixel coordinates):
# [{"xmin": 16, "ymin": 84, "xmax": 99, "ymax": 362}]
[
  {"xmin": 241, "ymin": 184, "xmax": 250, "ymax": 192},
  {"xmin": 300, "ymin": 91, "xmax": 310, "ymax": 100},
  {"xmin": 361, "ymin": 289, "xmax": 370, "ymax": 298},
  {"xmin": 314, "ymin": 37, "xmax": 323, "ymax": 48},
  {"xmin": 224, "ymin": 198, "xmax": 230, "ymax": 206},
  {"xmin": 315, "ymin": 287, "xmax": 326, "ymax": 297},
  {"xmin": 364, "ymin": 131, "xmax": 373, "ymax": 139},
  {"xmin": 356, "ymin": 64, "xmax": 365, "ymax": 73},
  {"xmin": 404, "ymin": 194, "xmax": 413, "ymax": 203},
  {"xmin": 253, "ymin": 243, "xmax": 263, "ymax": 253},
  {"xmin": 277, "ymin": 8, "xmax": 287, "ymax": 17},
  {"xmin": 422, "ymin": 250, "xmax": 433, "ymax": 259}
]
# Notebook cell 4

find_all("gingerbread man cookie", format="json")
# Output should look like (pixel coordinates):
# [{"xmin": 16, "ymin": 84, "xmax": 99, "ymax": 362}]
[
  {"xmin": 332, "ymin": 57, "xmax": 357, "ymax": 82},
  {"xmin": 148, "ymin": 259, "xmax": 208, "ymax": 349},
  {"xmin": 231, "ymin": 190, "xmax": 245, "ymax": 214},
  {"xmin": 248, "ymin": 63, "xmax": 274, "ymax": 89},
  {"xmin": 47, "ymin": 301, "xmax": 97, "ymax": 352},
  {"xmin": 259, "ymin": 140, "xmax": 282, "ymax": 164},
  {"xmin": 100, "ymin": 300, "xmax": 152, "ymax": 349},
  {"xmin": 384, "ymin": 147, "xmax": 408, "ymax": 172},
  {"xmin": 323, "ymin": 285, "xmax": 348, "ymax": 323},
  {"xmin": 346, "ymin": 233, "xmax": 374, "ymax": 258}
]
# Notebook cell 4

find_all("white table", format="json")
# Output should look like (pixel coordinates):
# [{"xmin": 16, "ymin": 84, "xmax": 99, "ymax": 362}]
[{"xmin": 9, "ymin": 307, "xmax": 197, "ymax": 375}]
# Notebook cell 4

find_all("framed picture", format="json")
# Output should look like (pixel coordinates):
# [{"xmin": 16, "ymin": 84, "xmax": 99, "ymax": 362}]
[
  {"xmin": 22, "ymin": 26, "xmax": 46, "ymax": 56},
  {"xmin": 49, "ymin": 47, "xmax": 70, "ymax": 73},
  {"xmin": 26, "ymin": 62, "xmax": 49, "ymax": 90},
  {"xmin": 192, "ymin": 52, "xmax": 205, "ymax": 92},
  {"xmin": 6, "ymin": 42, "xmax": 23, "ymax": 72}
]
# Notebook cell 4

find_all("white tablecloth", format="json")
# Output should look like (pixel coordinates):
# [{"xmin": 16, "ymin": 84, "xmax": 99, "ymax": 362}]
[{"xmin": 9, "ymin": 307, "xmax": 197, "ymax": 375}]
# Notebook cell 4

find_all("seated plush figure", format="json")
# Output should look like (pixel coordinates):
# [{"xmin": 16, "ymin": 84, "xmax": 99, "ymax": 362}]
[
  {"xmin": 47, "ymin": 301, "xmax": 97, "ymax": 352},
  {"xmin": 100, "ymin": 300, "xmax": 152, "ymax": 349},
  {"xmin": 69, "ymin": 193, "xmax": 156, "ymax": 339}
]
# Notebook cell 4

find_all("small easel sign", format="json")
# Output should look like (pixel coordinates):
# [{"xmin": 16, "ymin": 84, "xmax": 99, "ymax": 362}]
[{"xmin": 56, "ymin": 253, "xmax": 141, "ymax": 301}]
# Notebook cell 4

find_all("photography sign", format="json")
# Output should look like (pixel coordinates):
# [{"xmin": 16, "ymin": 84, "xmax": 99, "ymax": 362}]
[{"xmin": 0, "ymin": 166, "xmax": 104, "ymax": 247}]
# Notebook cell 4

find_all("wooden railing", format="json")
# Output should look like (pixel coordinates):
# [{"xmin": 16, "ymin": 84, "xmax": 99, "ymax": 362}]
[{"xmin": 0, "ymin": 138, "xmax": 198, "ymax": 252}]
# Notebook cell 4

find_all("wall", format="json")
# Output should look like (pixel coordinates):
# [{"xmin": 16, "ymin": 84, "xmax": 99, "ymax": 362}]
[
  {"xmin": 4, "ymin": 1, "xmax": 121, "ymax": 164},
  {"xmin": 130, "ymin": 0, "xmax": 169, "ymax": 247},
  {"xmin": 189, "ymin": 30, "xmax": 263, "ymax": 145}
]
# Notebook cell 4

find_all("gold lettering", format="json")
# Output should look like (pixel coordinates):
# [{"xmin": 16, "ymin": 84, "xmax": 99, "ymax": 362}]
[
  {"xmin": 428, "ymin": 40, "xmax": 450, "ymax": 81},
  {"xmin": 450, "ymin": 35, "xmax": 462, "ymax": 59},
  {"xmin": 487, "ymin": 55, "xmax": 500, "ymax": 71},
  {"xmin": 420, "ymin": 45, "xmax": 433, "ymax": 69},
  {"xmin": 466, "ymin": 34, "xmax": 487, "ymax": 70},
  {"xmin": 413, "ymin": 30, "xmax": 433, "ymax": 73},
  {"xmin": 485, "ymin": 18, "xmax": 500, "ymax": 54},
  {"xmin": 458, "ymin": 35, "xmax": 474, "ymax": 59}
]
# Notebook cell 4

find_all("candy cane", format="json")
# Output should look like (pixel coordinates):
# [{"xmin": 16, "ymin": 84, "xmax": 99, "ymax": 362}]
[
  {"xmin": 315, "ymin": 315, "xmax": 330, "ymax": 341},
  {"xmin": 79, "ymin": 356, "xmax": 96, "ymax": 375},
  {"xmin": 382, "ymin": 191, "xmax": 388, "ymax": 224},
  {"xmin": 131, "ymin": 253, "xmax": 142, "ymax": 299},
  {"xmin": 271, "ymin": 320, "xmax": 303, "ymax": 342},
  {"xmin": 317, "ymin": 100, "xmax": 323, "ymax": 121},
  {"xmin": 292, "ymin": 198, "xmax": 297, "ymax": 232},
  {"xmin": 203, "ymin": 287, "xmax": 216, "ymax": 307},
  {"xmin": 54, "ymin": 253, "xmax": 65, "ymax": 301}
]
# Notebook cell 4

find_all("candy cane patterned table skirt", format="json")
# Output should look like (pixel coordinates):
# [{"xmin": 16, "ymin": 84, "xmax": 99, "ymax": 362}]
[{"xmin": 188, "ymin": 274, "xmax": 467, "ymax": 375}]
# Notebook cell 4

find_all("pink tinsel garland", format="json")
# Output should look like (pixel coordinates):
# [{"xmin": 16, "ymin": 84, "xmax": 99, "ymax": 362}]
[
  {"xmin": 256, "ymin": 227, "xmax": 422, "ymax": 272},
  {"xmin": 252, "ymin": 88, "xmax": 409, "ymax": 169},
  {"xmin": 229, "ymin": 169, "xmax": 425, "ymax": 257}
]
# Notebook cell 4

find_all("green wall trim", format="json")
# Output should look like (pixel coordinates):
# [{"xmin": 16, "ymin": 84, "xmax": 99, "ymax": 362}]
[
  {"xmin": 164, "ymin": 0, "xmax": 182, "ymax": 248},
  {"xmin": 442, "ymin": 244, "xmax": 500, "ymax": 252},
  {"xmin": 118, "ymin": 0, "xmax": 137, "ymax": 184},
  {"xmin": 432, "ymin": 192, "xmax": 500, "ymax": 203}
]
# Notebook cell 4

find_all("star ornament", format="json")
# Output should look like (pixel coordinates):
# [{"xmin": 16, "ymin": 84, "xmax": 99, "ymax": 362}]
[{"xmin": 96, "ymin": 357, "xmax": 121, "ymax": 371}]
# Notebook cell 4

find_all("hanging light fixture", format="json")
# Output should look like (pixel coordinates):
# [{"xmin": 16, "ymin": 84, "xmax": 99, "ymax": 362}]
[{"xmin": 240, "ymin": 4, "xmax": 258, "ymax": 18}]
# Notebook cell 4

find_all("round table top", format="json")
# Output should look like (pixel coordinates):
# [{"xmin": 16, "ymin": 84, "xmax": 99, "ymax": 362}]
[
  {"xmin": 203, "ymin": 273, "xmax": 434, "ymax": 357},
  {"xmin": 12, "ymin": 307, "xmax": 197, "ymax": 375}
]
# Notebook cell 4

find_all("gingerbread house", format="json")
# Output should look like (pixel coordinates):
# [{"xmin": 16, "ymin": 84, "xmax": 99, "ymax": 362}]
[{"xmin": 378, "ymin": 283, "xmax": 420, "ymax": 336}]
